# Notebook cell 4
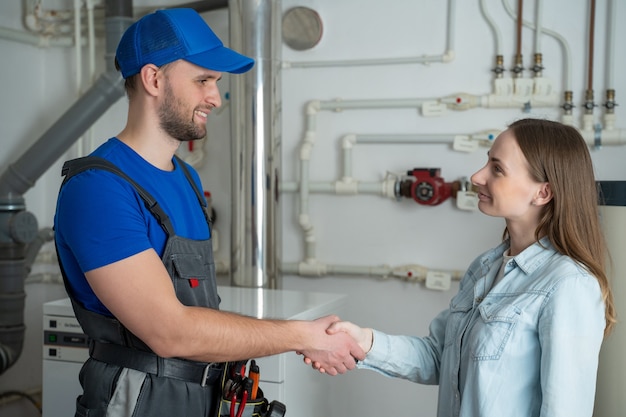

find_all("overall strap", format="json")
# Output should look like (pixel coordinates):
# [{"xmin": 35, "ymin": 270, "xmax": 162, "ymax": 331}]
[
  {"xmin": 61, "ymin": 156, "xmax": 176, "ymax": 236},
  {"xmin": 173, "ymin": 155, "xmax": 212, "ymax": 226}
]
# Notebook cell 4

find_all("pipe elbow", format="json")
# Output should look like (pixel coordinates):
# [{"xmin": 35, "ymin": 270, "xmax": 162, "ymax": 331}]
[
  {"xmin": 342, "ymin": 134, "xmax": 356, "ymax": 149},
  {"xmin": 24, "ymin": 14, "xmax": 41, "ymax": 33},
  {"xmin": 306, "ymin": 100, "xmax": 321, "ymax": 115},
  {"xmin": 442, "ymin": 50, "xmax": 455, "ymax": 63}
]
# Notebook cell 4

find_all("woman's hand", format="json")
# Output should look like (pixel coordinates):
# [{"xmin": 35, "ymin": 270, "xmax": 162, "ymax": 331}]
[{"xmin": 327, "ymin": 321, "xmax": 373, "ymax": 354}]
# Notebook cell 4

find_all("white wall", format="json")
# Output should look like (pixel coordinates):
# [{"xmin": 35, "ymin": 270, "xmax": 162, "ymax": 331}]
[{"xmin": 0, "ymin": 1, "xmax": 625, "ymax": 416}]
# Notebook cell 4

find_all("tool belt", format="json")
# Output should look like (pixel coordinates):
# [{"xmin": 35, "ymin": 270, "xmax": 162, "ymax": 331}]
[
  {"xmin": 217, "ymin": 360, "xmax": 286, "ymax": 417},
  {"xmin": 89, "ymin": 340, "xmax": 223, "ymax": 386}
]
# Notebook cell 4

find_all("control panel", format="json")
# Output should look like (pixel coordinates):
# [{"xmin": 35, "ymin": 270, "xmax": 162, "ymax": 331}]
[
  {"xmin": 42, "ymin": 299, "xmax": 89, "ymax": 417},
  {"xmin": 43, "ymin": 314, "xmax": 89, "ymax": 363}
]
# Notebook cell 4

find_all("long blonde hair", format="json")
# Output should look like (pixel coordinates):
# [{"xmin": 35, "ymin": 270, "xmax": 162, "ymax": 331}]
[{"xmin": 508, "ymin": 118, "xmax": 616, "ymax": 336}]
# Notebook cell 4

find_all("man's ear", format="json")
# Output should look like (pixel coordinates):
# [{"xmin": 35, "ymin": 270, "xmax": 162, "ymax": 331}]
[
  {"xmin": 139, "ymin": 64, "xmax": 161, "ymax": 96},
  {"xmin": 534, "ymin": 182, "xmax": 553, "ymax": 206}
]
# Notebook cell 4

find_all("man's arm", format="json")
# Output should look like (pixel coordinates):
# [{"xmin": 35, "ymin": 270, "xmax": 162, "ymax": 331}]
[{"xmin": 85, "ymin": 248, "xmax": 364, "ymax": 375}]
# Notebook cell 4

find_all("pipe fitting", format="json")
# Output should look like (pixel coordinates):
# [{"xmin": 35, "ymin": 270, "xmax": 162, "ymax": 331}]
[
  {"xmin": 306, "ymin": 100, "xmax": 321, "ymax": 115},
  {"xmin": 442, "ymin": 50, "xmax": 455, "ymax": 63},
  {"xmin": 341, "ymin": 134, "xmax": 356, "ymax": 149},
  {"xmin": 511, "ymin": 55, "xmax": 524, "ymax": 78},
  {"xmin": 561, "ymin": 91, "xmax": 575, "ymax": 115},
  {"xmin": 441, "ymin": 93, "xmax": 480, "ymax": 111},
  {"xmin": 334, "ymin": 178, "xmax": 358, "ymax": 195},
  {"xmin": 531, "ymin": 53, "xmax": 544, "ymax": 77},
  {"xmin": 583, "ymin": 89, "xmax": 596, "ymax": 115},
  {"xmin": 603, "ymin": 89, "xmax": 617, "ymax": 114},
  {"xmin": 296, "ymin": 260, "xmax": 327, "ymax": 277},
  {"xmin": 299, "ymin": 132, "xmax": 316, "ymax": 160}
]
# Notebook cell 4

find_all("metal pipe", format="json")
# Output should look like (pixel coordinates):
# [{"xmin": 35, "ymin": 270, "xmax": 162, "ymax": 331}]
[{"xmin": 229, "ymin": 0, "xmax": 282, "ymax": 288}]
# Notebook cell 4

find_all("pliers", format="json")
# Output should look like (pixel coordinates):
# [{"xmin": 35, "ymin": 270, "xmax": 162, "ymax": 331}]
[{"xmin": 229, "ymin": 379, "xmax": 251, "ymax": 417}]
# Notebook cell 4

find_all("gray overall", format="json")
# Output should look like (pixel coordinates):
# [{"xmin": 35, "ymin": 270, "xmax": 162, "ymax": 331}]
[{"xmin": 58, "ymin": 156, "xmax": 223, "ymax": 417}]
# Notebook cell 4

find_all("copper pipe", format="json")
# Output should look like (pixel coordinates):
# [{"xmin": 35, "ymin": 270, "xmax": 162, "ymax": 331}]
[
  {"xmin": 587, "ymin": 0, "xmax": 596, "ymax": 91},
  {"xmin": 511, "ymin": 0, "xmax": 524, "ymax": 77}
]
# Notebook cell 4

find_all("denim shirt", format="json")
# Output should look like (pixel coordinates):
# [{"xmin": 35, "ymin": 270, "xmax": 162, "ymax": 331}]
[{"xmin": 360, "ymin": 238, "xmax": 606, "ymax": 417}]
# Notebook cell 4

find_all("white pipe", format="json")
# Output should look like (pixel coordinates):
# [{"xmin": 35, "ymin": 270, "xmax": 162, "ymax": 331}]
[
  {"xmin": 283, "ymin": 0, "xmax": 457, "ymax": 69},
  {"xmin": 501, "ymin": 0, "xmax": 572, "ymax": 91},
  {"xmin": 284, "ymin": 55, "xmax": 449, "ymax": 69},
  {"xmin": 534, "ymin": 0, "xmax": 544, "ymax": 54},
  {"xmin": 285, "ymin": 129, "xmax": 495, "ymax": 197},
  {"xmin": 479, "ymin": 0, "xmax": 502, "ymax": 56},
  {"xmin": 74, "ymin": 0, "xmax": 84, "ymax": 157},
  {"xmin": 319, "ymin": 98, "xmax": 432, "ymax": 111},
  {"xmin": 355, "ymin": 133, "xmax": 459, "ymax": 144},
  {"xmin": 445, "ymin": 0, "xmax": 457, "ymax": 54},
  {"xmin": 317, "ymin": 93, "xmax": 564, "ymax": 114},
  {"xmin": 284, "ymin": 181, "xmax": 387, "ymax": 195},
  {"xmin": 288, "ymin": 88, "xmax": 626, "ymax": 282},
  {"xmin": 86, "ymin": 0, "xmax": 96, "ymax": 77},
  {"xmin": 8, "ymin": 0, "xmax": 107, "ymax": 48},
  {"xmin": 298, "ymin": 104, "xmax": 320, "ymax": 261},
  {"xmin": 0, "ymin": 26, "xmax": 77, "ymax": 47},
  {"xmin": 281, "ymin": 261, "xmax": 464, "ymax": 283},
  {"xmin": 342, "ymin": 135, "xmax": 355, "ymax": 179},
  {"xmin": 24, "ymin": 1, "xmax": 74, "ymax": 37},
  {"xmin": 86, "ymin": 0, "xmax": 97, "ymax": 153},
  {"xmin": 580, "ymin": 127, "xmax": 626, "ymax": 147},
  {"xmin": 605, "ymin": 0, "xmax": 616, "ymax": 89}
]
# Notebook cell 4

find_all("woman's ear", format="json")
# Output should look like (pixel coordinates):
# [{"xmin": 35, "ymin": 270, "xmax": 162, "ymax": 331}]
[{"xmin": 534, "ymin": 182, "xmax": 553, "ymax": 206}]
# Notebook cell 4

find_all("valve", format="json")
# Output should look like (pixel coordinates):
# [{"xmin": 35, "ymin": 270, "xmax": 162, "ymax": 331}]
[{"xmin": 396, "ymin": 168, "xmax": 453, "ymax": 206}]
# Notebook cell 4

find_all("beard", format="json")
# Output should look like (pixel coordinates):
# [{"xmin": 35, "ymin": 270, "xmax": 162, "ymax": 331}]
[{"xmin": 158, "ymin": 79, "xmax": 207, "ymax": 142}]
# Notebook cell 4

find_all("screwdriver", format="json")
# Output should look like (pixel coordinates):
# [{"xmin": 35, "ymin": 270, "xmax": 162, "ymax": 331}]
[{"xmin": 248, "ymin": 359, "xmax": 260, "ymax": 399}]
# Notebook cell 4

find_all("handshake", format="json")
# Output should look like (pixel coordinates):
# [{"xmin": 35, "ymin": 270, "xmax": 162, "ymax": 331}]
[{"xmin": 296, "ymin": 316, "xmax": 374, "ymax": 376}]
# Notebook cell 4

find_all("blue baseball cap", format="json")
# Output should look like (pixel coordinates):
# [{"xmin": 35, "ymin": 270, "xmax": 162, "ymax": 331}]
[{"xmin": 115, "ymin": 8, "xmax": 254, "ymax": 79}]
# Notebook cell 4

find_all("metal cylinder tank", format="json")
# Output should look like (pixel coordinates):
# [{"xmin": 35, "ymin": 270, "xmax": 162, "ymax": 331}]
[
  {"xmin": 228, "ymin": 0, "xmax": 282, "ymax": 288},
  {"xmin": 595, "ymin": 181, "xmax": 626, "ymax": 417}
]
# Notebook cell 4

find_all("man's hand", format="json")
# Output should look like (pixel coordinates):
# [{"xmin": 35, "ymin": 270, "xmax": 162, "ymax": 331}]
[
  {"xmin": 300, "ymin": 320, "xmax": 373, "ymax": 374},
  {"xmin": 297, "ymin": 315, "xmax": 366, "ymax": 376}
]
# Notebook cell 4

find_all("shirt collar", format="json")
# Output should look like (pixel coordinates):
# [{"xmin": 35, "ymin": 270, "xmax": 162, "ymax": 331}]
[{"xmin": 510, "ymin": 236, "xmax": 556, "ymax": 275}]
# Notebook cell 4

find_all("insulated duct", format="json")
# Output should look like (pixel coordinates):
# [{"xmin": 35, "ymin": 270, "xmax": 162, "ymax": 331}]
[
  {"xmin": 229, "ymin": 0, "xmax": 282, "ymax": 288},
  {"xmin": 0, "ymin": 0, "xmax": 132, "ymax": 375}
]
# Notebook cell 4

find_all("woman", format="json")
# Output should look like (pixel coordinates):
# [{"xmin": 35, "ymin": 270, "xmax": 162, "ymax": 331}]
[{"xmin": 325, "ymin": 118, "xmax": 616, "ymax": 417}]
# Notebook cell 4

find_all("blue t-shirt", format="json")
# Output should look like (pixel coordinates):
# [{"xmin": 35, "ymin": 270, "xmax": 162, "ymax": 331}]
[{"xmin": 54, "ymin": 138, "xmax": 210, "ymax": 316}]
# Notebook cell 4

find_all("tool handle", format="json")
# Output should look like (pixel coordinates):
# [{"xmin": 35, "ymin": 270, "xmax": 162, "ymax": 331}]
[{"xmin": 249, "ymin": 360, "xmax": 260, "ymax": 399}]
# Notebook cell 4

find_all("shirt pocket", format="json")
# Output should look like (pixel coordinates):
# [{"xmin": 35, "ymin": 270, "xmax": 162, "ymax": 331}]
[{"xmin": 469, "ymin": 302, "xmax": 521, "ymax": 361}]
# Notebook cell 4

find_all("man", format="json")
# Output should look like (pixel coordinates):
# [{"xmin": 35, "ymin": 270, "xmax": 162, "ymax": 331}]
[{"xmin": 54, "ymin": 8, "xmax": 363, "ymax": 417}]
